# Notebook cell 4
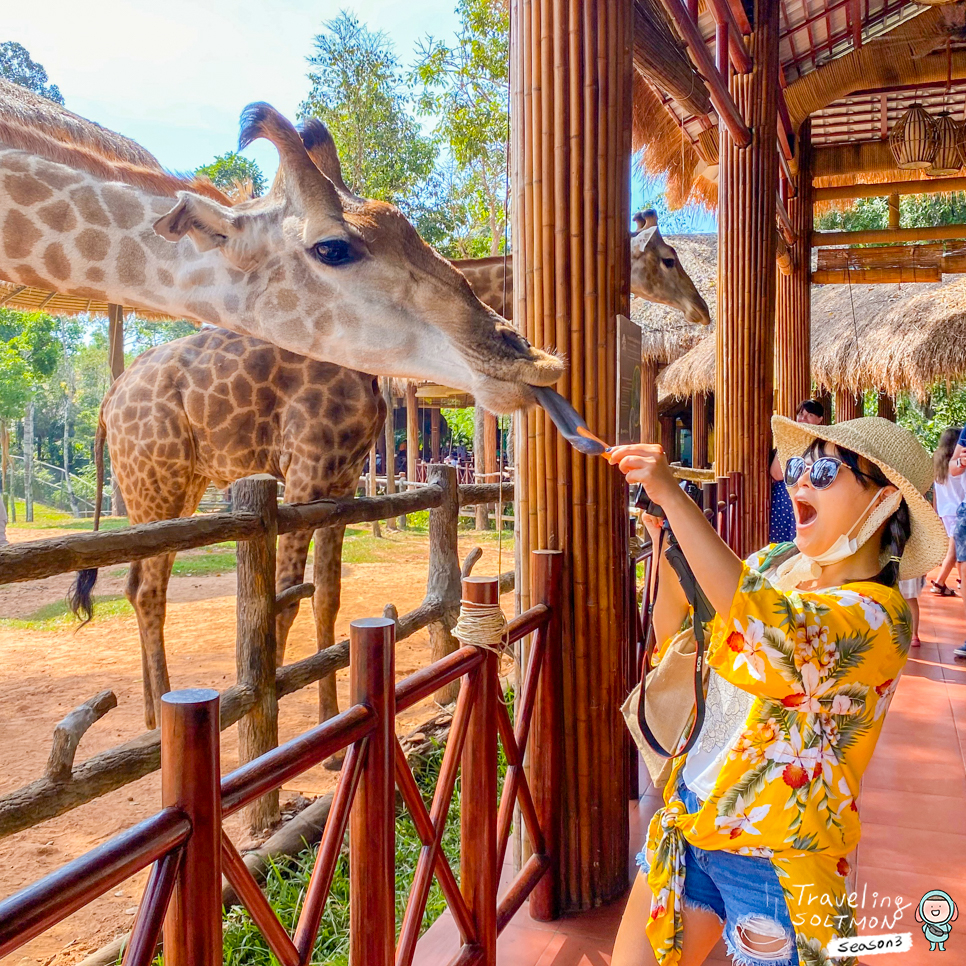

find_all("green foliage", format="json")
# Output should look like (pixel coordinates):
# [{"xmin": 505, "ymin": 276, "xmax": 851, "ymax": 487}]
[
  {"xmin": 412, "ymin": 0, "xmax": 510, "ymax": 257},
  {"xmin": 170, "ymin": 550, "xmax": 238, "ymax": 578},
  {"xmin": 126, "ymin": 317, "xmax": 197, "ymax": 355},
  {"xmin": 0, "ymin": 41, "xmax": 63, "ymax": 104},
  {"xmin": 896, "ymin": 384, "xmax": 966, "ymax": 451},
  {"xmin": 195, "ymin": 152, "xmax": 267, "ymax": 198},
  {"xmin": 441, "ymin": 407, "xmax": 475, "ymax": 447},
  {"xmin": 300, "ymin": 11, "xmax": 437, "ymax": 205},
  {"xmin": 815, "ymin": 192, "xmax": 966, "ymax": 236},
  {"xmin": 0, "ymin": 309, "xmax": 60, "ymax": 421}
]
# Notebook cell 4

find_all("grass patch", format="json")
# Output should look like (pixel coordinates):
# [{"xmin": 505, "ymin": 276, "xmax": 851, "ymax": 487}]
[
  {"xmin": 6, "ymin": 501, "xmax": 75, "ymax": 527},
  {"xmin": 171, "ymin": 550, "xmax": 238, "ymax": 578},
  {"xmin": 0, "ymin": 595, "xmax": 132, "ymax": 630}
]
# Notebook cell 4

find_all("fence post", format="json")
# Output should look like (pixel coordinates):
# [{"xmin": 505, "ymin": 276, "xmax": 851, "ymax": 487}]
[
  {"xmin": 461, "ymin": 576, "xmax": 499, "ymax": 964},
  {"xmin": 427, "ymin": 463, "xmax": 462, "ymax": 704},
  {"xmin": 529, "ymin": 550, "xmax": 563, "ymax": 921},
  {"xmin": 349, "ymin": 617, "xmax": 395, "ymax": 966},
  {"xmin": 233, "ymin": 474, "xmax": 280, "ymax": 831},
  {"xmin": 162, "ymin": 689, "xmax": 222, "ymax": 966}
]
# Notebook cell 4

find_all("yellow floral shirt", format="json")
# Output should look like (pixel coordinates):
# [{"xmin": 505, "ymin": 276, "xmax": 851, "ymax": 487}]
[{"xmin": 644, "ymin": 545, "xmax": 911, "ymax": 966}]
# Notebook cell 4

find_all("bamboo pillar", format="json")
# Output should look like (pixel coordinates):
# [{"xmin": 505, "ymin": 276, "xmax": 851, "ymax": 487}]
[
  {"xmin": 715, "ymin": 0, "xmax": 781, "ymax": 555},
  {"xmin": 405, "ymin": 382, "xmax": 419, "ymax": 483},
  {"xmin": 660, "ymin": 416, "xmax": 676, "ymax": 461},
  {"xmin": 692, "ymin": 393, "xmax": 709, "ymax": 468},
  {"xmin": 877, "ymin": 392, "xmax": 896, "ymax": 422},
  {"xmin": 774, "ymin": 121, "xmax": 812, "ymax": 419},
  {"xmin": 888, "ymin": 194, "xmax": 901, "ymax": 230},
  {"xmin": 834, "ymin": 388, "xmax": 864, "ymax": 421},
  {"xmin": 430, "ymin": 408, "xmax": 441, "ymax": 462},
  {"xmin": 640, "ymin": 359, "xmax": 659, "ymax": 443},
  {"xmin": 107, "ymin": 304, "xmax": 126, "ymax": 517},
  {"xmin": 817, "ymin": 389, "xmax": 832, "ymax": 423},
  {"xmin": 512, "ymin": 0, "xmax": 632, "ymax": 909}
]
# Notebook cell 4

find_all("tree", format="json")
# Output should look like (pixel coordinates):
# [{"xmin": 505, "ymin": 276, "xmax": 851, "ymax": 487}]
[
  {"xmin": 300, "ymin": 11, "xmax": 436, "ymax": 205},
  {"xmin": 413, "ymin": 0, "xmax": 510, "ymax": 256},
  {"xmin": 0, "ymin": 309, "xmax": 60, "ymax": 520},
  {"xmin": 195, "ymin": 152, "xmax": 267, "ymax": 199},
  {"xmin": 0, "ymin": 41, "xmax": 64, "ymax": 104}
]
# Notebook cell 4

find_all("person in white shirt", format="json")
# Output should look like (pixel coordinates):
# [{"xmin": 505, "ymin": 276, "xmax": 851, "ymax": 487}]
[{"xmin": 932, "ymin": 426, "xmax": 965, "ymax": 596}]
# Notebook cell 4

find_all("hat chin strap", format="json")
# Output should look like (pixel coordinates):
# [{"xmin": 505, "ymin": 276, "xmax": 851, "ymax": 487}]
[{"xmin": 773, "ymin": 489, "xmax": 902, "ymax": 592}]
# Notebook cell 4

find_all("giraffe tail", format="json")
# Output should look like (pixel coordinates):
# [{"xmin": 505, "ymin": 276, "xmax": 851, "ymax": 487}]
[{"xmin": 69, "ymin": 414, "xmax": 106, "ymax": 625}]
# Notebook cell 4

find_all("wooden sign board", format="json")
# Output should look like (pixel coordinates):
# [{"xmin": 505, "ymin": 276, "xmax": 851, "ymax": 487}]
[{"xmin": 616, "ymin": 314, "xmax": 642, "ymax": 446}]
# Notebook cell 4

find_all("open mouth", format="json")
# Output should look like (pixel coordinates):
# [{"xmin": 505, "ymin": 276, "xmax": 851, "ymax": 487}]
[
  {"xmin": 794, "ymin": 498, "xmax": 818, "ymax": 528},
  {"xmin": 530, "ymin": 386, "xmax": 610, "ymax": 456}
]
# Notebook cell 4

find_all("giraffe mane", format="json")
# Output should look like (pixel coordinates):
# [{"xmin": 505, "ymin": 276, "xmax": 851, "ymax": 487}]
[{"xmin": 0, "ymin": 116, "xmax": 231, "ymax": 204}]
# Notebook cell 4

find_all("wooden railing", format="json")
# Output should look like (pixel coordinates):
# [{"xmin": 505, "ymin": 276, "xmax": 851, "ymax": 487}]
[
  {"xmin": 0, "ymin": 469, "xmax": 515, "ymax": 839},
  {"xmin": 0, "ymin": 553, "xmax": 563, "ymax": 966}
]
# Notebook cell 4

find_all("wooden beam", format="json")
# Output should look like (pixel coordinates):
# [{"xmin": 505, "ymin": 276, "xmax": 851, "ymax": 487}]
[
  {"xmin": 776, "ymin": 192, "xmax": 797, "ymax": 245},
  {"xmin": 657, "ymin": 0, "xmax": 751, "ymax": 147},
  {"xmin": 812, "ymin": 266, "xmax": 941, "ymax": 284},
  {"xmin": 706, "ymin": 0, "xmax": 752, "ymax": 73},
  {"xmin": 814, "ymin": 175, "xmax": 966, "ymax": 202},
  {"xmin": 813, "ymin": 224, "xmax": 966, "ymax": 246}
]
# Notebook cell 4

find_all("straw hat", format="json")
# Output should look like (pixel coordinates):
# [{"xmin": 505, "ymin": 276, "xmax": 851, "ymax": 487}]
[{"xmin": 772, "ymin": 415, "xmax": 948, "ymax": 581}]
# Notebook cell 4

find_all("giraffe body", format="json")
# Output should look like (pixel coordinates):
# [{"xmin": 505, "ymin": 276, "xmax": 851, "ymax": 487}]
[{"xmin": 96, "ymin": 326, "xmax": 384, "ymax": 730}]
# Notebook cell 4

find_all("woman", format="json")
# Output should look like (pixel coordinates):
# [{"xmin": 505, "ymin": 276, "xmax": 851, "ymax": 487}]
[
  {"xmin": 930, "ymin": 427, "xmax": 963, "ymax": 597},
  {"xmin": 608, "ymin": 416, "xmax": 946, "ymax": 966}
]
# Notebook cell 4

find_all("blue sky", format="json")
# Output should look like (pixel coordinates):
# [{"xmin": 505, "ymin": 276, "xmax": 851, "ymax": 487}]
[{"xmin": 5, "ymin": 0, "xmax": 715, "ymax": 231}]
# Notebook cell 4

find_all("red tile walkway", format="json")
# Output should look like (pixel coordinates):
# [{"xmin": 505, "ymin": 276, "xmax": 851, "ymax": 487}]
[{"xmin": 414, "ymin": 580, "xmax": 966, "ymax": 965}]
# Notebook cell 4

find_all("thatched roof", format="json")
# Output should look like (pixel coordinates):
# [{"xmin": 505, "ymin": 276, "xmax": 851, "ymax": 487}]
[
  {"xmin": 633, "ymin": 233, "xmax": 717, "ymax": 363},
  {"xmin": 658, "ymin": 265, "xmax": 958, "ymax": 401}
]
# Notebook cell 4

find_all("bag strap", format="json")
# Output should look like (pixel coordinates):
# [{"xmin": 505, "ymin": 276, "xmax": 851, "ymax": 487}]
[{"xmin": 636, "ymin": 529, "xmax": 713, "ymax": 760}]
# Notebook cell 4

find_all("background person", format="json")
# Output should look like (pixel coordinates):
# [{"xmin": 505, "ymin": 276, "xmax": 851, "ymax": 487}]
[
  {"xmin": 768, "ymin": 399, "xmax": 824, "ymax": 544},
  {"xmin": 946, "ymin": 426, "xmax": 966, "ymax": 659},
  {"xmin": 608, "ymin": 416, "xmax": 946, "ymax": 966},
  {"xmin": 930, "ymin": 426, "xmax": 963, "ymax": 596}
]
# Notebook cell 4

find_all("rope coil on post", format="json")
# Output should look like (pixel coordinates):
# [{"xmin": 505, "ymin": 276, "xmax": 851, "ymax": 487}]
[{"xmin": 453, "ymin": 576, "xmax": 510, "ymax": 665}]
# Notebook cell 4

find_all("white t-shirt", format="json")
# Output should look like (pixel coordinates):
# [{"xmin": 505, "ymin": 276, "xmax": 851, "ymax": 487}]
[
  {"xmin": 681, "ymin": 668, "xmax": 753, "ymax": 801},
  {"xmin": 934, "ymin": 475, "xmax": 966, "ymax": 519}
]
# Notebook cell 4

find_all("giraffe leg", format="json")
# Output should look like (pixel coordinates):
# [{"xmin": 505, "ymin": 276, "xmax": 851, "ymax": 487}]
[
  {"xmin": 313, "ymin": 523, "xmax": 347, "ymax": 770},
  {"xmin": 274, "ymin": 528, "xmax": 313, "ymax": 665}
]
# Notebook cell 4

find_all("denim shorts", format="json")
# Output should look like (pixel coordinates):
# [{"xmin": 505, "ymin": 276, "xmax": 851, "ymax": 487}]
[
  {"xmin": 638, "ymin": 782, "xmax": 800, "ymax": 966},
  {"xmin": 954, "ymin": 503, "xmax": 966, "ymax": 562}
]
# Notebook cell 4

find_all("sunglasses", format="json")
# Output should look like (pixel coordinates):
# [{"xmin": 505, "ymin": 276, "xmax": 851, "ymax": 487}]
[{"xmin": 784, "ymin": 456, "xmax": 846, "ymax": 489}]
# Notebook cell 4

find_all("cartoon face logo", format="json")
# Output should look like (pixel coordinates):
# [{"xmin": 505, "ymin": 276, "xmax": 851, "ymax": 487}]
[{"xmin": 917, "ymin": 890, "xmax": 959, "ymax": 952}]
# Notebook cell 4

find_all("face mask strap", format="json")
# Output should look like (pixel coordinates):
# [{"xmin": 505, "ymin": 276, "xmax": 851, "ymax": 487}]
[{"xmin": 852, "ymin": 488, "xmax": 902, "ymax": 550}]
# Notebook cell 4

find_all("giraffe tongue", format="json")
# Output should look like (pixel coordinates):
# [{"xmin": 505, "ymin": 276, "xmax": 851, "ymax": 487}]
[{"xmin": 531, "ymin": 387, "xmax": 611, "ymax": 456}]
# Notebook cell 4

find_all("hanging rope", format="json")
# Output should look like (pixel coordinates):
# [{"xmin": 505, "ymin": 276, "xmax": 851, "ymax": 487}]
[{"xmin": 453, "ymin": 596, "xmax": 509, "ymax": 660}]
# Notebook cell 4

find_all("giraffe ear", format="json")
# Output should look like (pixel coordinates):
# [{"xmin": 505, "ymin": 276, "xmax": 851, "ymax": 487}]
[{"xmin": 154, "ymin": 192, "xmax": 239, "ymax": 253}]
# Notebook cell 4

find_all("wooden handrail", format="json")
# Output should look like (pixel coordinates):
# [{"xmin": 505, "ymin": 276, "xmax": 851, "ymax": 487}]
[{"xmin": 0, "ymin": 807, "xmax": 190, "ymax": 956}]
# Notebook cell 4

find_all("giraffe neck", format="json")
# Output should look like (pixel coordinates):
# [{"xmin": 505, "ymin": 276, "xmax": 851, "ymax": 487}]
[
  {"xmin": 1, "ymin": 147, "xmax": 246, "ymax": 328},
  {"xmin": 452, "ymin": 254, "xmax": 512, "ymax": 317}
]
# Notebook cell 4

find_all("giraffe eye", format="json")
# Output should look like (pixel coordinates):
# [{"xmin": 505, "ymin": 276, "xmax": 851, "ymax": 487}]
[
  {"xmin": 662, "ymin": 257, "xmax": 676, "ymax": 269},
  {"xmin": 313, "ymin": 239, "xmax": 355, "ymax": 266}
]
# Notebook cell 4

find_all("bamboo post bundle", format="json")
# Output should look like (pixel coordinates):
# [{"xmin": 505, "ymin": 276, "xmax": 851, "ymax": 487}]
[
  {"xmin": 692, "ymin": 393, "xmax": 709, "ymax": 468},
  {"xmin": 511, "ymin": 0, "xmax": 631, "ymax": 911},
  {"xmin": 715, "ymin": 0, "xmax": 781, "ymax": 555},
  {"xmin": 775, "ymin": 120, "xmax": 813, "ymax": 419},
  {"xmin": 640, "ymin": 359, "xmax": 659, "ymax": 443},
  {"xmin": 834, "ymin": 388, "xmax": 864, "ymax": 422}
]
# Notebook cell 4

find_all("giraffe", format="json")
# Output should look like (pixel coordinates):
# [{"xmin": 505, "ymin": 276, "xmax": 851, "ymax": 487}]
[
  {"xmin": 450, "ymin": 211, "xmax": 711, "ymax": 326},
  {"xmin": 77, "ymin": 327, "xmax": 383, "ymax": 736},
  {"xmin": 0, "ymin": 98, "xmax": 564, "ymax": 412}
]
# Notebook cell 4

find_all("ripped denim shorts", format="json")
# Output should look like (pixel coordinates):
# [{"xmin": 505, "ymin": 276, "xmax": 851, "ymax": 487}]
[{"xmin": 637, "ymin": 782, "xmax": 800, "ymax": 966}]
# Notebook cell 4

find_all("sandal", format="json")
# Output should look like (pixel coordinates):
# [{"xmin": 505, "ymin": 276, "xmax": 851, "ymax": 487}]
[
  {"xmin": 911, "ymin": 636, "xmax": 921, "ymax": 648},
  {"xmin": 930, "ymin": 581, "xmax": 956, "ymax": 597}
]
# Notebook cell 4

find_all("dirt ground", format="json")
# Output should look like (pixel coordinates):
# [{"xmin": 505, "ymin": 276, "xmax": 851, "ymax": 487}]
[{"xmin": 0, "ymin": 524, "xmax": 514, "ymax": 965}]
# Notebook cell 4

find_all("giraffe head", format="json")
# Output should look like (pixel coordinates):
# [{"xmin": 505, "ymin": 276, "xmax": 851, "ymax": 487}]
[
  {"xmin": 153, "ymin": 104, "xmax": 562, "ymax": 412},
  {"xmin": 630, "ymin": 209, "xmax": 711, "ymax": 326}
]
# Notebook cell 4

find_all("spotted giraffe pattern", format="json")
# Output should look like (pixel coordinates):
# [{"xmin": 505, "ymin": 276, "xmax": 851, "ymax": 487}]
[{"xmin": 101, "ymin": 326, "xmax": 385, "ymax": 730}]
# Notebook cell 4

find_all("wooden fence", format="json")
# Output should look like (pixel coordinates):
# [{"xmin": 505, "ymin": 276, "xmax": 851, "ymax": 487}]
[
  {"xmin": 0, "ymin": 557, "xmax": 563, "ymax": 966},
  {"xmin": 0, "ymin": 468, "xmax": 515, "ymax": 837}
]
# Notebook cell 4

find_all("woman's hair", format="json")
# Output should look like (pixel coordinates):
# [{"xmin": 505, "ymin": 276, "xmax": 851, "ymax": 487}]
[
  {"xmin": 933, "ymin": 427, "xmax": 960, "ymax": 485},
  {"xmin": 797, "ymin": 399, "xmax": 825, "ymax": 420},
  {"xmin": 806, "ymin": 439, "xmax": 910, "ymax": 587}
]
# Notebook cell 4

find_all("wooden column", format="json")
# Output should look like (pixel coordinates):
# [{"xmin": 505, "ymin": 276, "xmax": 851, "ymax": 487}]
[
  {"xmin": 107, "ymin": 304, "xmax": 126, "ymax": 517},
  {"xmin": 888, "ymin": 193, "xmax": 901, "ymax": 230},
  {"xmin": 715, "ymin": 0, "xmax": 781, "ymax": 555},
  {"xmin": 692, "ymin": 393, "xmax": 709, "ymax": 468},
  {"xmin": 817, "ymin": 389, "xmax": 832, "ymax": 423},
  {"xmin": 512, "ymin": 0, "xmax": 632, "ymax": 910},
  {"xmin": 474, "ymin": 406, "xmax": 488, "ymax": 529},
  {"xmin": 774, "ymin": 120, "xmax": 813, "ymax": 418},
  {"xmin": 877, "ymin": 392, "xmax": 896, "ymax": 421},
  {"xmin": 405, "ymin": 381, "xmax": 419, "ymax": 483},
  {"xmin": 430, "ymin": 408, "xmax": 441, "ymax": 462},
  {"xmin": 834, "ymin": 388, "xmax": 864, "ymax": 421},
  {"xmin": 640, "ymin": 359, "xmax": 659, "ymax": 443}
]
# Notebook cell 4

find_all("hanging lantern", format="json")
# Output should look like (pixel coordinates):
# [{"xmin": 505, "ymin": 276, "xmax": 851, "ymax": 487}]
[
  {"xmin": 890, "ymin": 104, "xmax": 939, "ymax": 169},
  {"xmin": 928, "ymin": 112, "xmax": 963, "ymax": 175}
]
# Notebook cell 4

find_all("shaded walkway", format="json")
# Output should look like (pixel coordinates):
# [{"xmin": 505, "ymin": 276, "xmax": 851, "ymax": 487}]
[{"xmin": 414, "ymin": 583, "xmax": 966, "ymax": 965}]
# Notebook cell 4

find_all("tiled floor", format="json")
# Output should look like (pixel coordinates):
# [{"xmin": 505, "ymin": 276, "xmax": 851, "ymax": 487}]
[{"xmin": 413, "ymin": 580, "xmax": 966, "ymax": 965}]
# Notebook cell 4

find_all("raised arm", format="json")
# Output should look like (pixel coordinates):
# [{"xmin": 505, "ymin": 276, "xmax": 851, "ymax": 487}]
[{"xmin": 608, "ymin": 444, "xmax": 743, "ymax": 619}]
